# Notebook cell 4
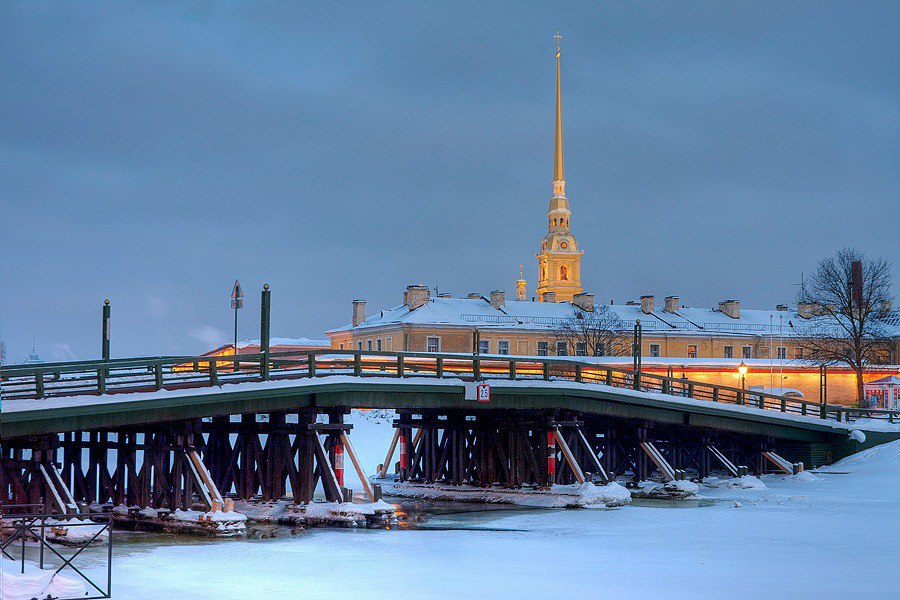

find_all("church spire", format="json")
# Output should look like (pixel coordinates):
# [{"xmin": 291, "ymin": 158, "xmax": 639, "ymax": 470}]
[{"xmin": 553, "ymin": 31, "xmax": 565, "ymax": 196}]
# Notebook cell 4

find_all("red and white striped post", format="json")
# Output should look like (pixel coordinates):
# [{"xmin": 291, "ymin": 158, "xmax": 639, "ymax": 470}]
[
  {"xmin": 547, "ymin": 430, "xmax": 556, "ymax": 485},
  {"xmin": 399, "ymin": 432, "xmax": 408, "ymax": 478},
  {"xmin": 334, "ymin": 440, "xmax": 345, "ymax": 489}
]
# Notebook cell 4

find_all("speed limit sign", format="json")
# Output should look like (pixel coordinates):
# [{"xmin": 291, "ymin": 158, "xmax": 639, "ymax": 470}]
[{"xmin": 477, "ymin": 383, "xmax": 491, "ymax": 403}]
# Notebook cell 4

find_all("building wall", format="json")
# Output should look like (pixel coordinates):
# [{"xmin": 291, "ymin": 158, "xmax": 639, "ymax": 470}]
[{"xmin": 333, "ymin": 325, "xmax": 807, "ymax": 360}]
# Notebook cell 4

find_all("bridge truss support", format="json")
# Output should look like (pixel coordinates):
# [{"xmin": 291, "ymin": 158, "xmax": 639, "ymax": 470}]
[
  {"xmin": 201, "ymin": 409, "xmax": 350, "ymax": 505},
  {"xmin": 382, "ymin": 410, "xmax": 594, "ymax": 489},
  {"xmin": 1, "ymin": 410, "xmax": 362, "ymax": 515}
]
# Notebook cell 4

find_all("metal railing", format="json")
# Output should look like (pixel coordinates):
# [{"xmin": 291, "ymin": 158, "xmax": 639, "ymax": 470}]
[
  {"xmin": 2, "ymin": 350, "xmax": 897, "ymax": 424},
  {"xmin": 0, "ymin": 512, "xmax": 112, "ymax": 599}
]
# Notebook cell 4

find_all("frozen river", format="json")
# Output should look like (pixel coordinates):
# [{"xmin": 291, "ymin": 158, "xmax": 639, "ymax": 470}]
[{"xmin": 72, "ymin": 441, "xmax": 899, "ymax": 600}]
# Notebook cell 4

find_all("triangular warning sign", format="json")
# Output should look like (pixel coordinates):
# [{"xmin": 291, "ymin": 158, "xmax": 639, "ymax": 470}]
[{"xmin": 231, "ymin": 279, "xmax": 244, "ymax": 299}]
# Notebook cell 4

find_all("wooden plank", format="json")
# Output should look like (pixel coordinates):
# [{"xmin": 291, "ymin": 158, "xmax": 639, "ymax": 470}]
[{"xmin": 554, "ymin": 428, "xmax": 585, "ymax": 484}]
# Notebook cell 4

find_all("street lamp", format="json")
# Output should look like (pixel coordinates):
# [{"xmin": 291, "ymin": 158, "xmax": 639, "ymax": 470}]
[{"xmin": 738, "ymin": 360, "xmax": 748, "ymax": 391}]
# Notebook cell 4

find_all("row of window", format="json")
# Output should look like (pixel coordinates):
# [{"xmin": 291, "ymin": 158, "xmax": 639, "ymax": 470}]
[{"xmin": 342, "ymin": 338, "xmax": 805, "ymax": 360}]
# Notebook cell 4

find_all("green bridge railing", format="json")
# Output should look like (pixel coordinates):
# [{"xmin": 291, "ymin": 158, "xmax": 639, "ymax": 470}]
[{"xmin": 1, "ymin": 350, "xmax": 897, "ymax": 424}]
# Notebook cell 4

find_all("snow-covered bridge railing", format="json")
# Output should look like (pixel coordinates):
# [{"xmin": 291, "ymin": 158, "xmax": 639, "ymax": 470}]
[{"xmin": 1, "ymin": 350, "xmax": 897, "ymax": 424}]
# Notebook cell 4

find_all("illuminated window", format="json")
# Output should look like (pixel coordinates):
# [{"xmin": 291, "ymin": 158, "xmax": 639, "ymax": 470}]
[
  {"xmin": 687, "ymin": 345, "xmax": 698, "ymax": 358},
  {"xmin": 742, "ymin": 346, "xmax": 752, "ymax": 359},
  {"xmin": 498, "ymin": 340, "xmax": 510, "ymax": 355},
  {"xmin": 723, "ymin": 345, "xmax": 733, "ymax": 359},
  {"xmin": 575, "ymin": 342, "xmax": 587, "ymax": 356},
  {"xmin": 650, "ymin": 344, "xmax": 660, "ymax": 358},
  {"xmin": 537, "ymin": 341, "xmax": 549, "ymax": 356},
  {"xmin": 777, "ymin": 346, "xmax": 787, "ymax": 360},
  {"xmin": 556, "ymin": 341, "xmax": 568, "ymax": 356},
  {"xmin": 426, "ymin": 337, "xmax": 440, "ymax": 353}
]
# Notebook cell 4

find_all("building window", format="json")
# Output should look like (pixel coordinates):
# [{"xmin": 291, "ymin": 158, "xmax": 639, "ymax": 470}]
[
  {"xmin": 356, "ymin": 341, "xmax": 363, "ymax": 351},
  {"xmin": 426, "ymin": 337, "xmax": 440, "ymax": 353},
  {"xmin": 560, "ymin": 265, "xmax": 568, "ymax": 281},
  {"xmin": 498, "ymin": 340, "xmax": 510, "ymax": 355},
  {"xmin": 376, "ymin": 338, "xmax": 382, "ymax": 351},
  {"xmin": 537, "ymin": 341, "xmax": 549, "ymax": 356},
  {"xmin": 794, "ymin": 347, "xmax": 804, "ymax": 360},
  {"xmin": 742, "ymin": 346, "xmax": 752, "ymax": 359},
  {"xmin": 366, "ymin": 339, "xmax": 373, "ymax": 351},
  {"xmin": 777, "ymin": 346, "xmax": 787, "ymax": 360},
  {"xmin": 386, "ymin": 336, "xmax": 392, "ymax": 351},
  {"xmin": 687, "ymin": 345, "xmax": 698, "ymax": 359},
  {"xmin": 594, "ymin": 343, "xmax": 606, "ymax": 356},
  {"xmin": 478, "ymin": 340, "xmax": 489, "ymax": 354},
  {"xmin": 556, "ymin": 341, "xmax": 568, "ymax": 356},
  {"xmin": 649, "ymin": 344, "xmax": 660, "ymax": 358},
  {"xmin": 339, "ymin": 343, "xmax": 344, "ymax": 350},
  {"xmin": 575, "ymin": 342, "xmax": 587, "ymax": 356},
  {"xmin": 723, "ymin": 345, "xmax": 733, "ymax": 359}
]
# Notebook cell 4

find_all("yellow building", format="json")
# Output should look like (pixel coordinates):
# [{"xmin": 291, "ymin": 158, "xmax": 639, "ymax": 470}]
[{"xmin": 324, "ymin": 37, "xmax": 900, "ymax": 405}]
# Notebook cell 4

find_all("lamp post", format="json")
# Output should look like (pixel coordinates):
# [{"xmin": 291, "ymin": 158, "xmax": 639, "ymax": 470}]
[
  {"xmin": 101, "ymin": 299, "xmax": 111, "ymax": 361},
  {"xmin": 738, "ymin": 360, "xmax": 748, "ymax": 403},
  {"xmin": 231, "ymin": 279, "xmax": 244, "ymax": 371}
]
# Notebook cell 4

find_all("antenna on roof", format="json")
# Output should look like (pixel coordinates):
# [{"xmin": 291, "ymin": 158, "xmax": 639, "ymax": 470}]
[{"xmin": 793, "ymin": 272, "xmax": 806, "ymax": 299}]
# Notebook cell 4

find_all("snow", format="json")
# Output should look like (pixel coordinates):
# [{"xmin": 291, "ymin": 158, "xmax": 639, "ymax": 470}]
[
  {"xmin": 850, "ymin": 429, "xmax": 867, "ymax": 443},
  {"xmin": 703, "ymin": 475, "xmax": 767, "ymax": 490},
  {"xmin": 61, "ymin": 439, "xmax": 900, "ymax": 599},
  {"xmin": 44, "ymin": 517, "xmax": 109, "ymax": 545},
  {"xmin": 1, "ymin": 558, "xmax": 87, "ymax": 600},
  {"xmin": 378, "ymin": 480, "xmax": 632, "ymax": 508}
]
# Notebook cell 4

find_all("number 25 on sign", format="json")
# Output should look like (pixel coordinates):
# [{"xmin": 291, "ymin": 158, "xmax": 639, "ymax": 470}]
[{"xmin": 477, "ymin": 383, "xmax": 490, "ymax": 403}]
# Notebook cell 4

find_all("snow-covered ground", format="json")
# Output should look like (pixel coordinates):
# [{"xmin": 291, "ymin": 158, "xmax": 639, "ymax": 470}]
[{"xmin": 46, "ymin": 438, "xmax": 897, "ymax": 600}]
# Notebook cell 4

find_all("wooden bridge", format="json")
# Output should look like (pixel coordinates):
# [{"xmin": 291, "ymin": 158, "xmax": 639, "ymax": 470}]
[{"xmin": 3, "ymin": 349, "xmax": 899, "ymax": 515}]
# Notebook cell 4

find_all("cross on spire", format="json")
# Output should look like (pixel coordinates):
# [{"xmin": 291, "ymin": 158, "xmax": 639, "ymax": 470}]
[{"xmin": 554, "ymin": 31, "xmax": 562, "ymax": 57}]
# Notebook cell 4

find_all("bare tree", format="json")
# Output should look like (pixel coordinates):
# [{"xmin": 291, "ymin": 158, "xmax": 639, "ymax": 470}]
[
  {"xmin": 796, "ymin": 248, "xmax": 894, "ymax": 405},
  {"xmin": 555, "ymin": 305, "xmax": 628, "ymax": 356}
]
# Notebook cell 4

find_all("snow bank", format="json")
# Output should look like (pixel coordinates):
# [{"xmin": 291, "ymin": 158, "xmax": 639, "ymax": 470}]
[
  {"xmin": 703, "ymin": 475, "xmax": 767, "ymax": 490},
  {"xmin": 636, "ymin": 479, "xmax": 700, "ymax": 498},
  {"xmin": 378, "ymin": 480, "xmax": 631, "ymax": 508},
  {"xmin": 1, "ymin": 558, "xmax": 87, "ymax": 600}
]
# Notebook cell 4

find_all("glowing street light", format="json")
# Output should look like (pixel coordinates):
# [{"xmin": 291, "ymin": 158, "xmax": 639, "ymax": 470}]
[{"xmin": 738, "ymin": 360, "xmax": 748, "ymax": 391}]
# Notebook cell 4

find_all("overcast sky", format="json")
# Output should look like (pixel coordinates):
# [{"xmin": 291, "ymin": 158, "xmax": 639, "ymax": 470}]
[{"xmin": 1, "ymin": 1, "xmax": 897, "ymax": 363}]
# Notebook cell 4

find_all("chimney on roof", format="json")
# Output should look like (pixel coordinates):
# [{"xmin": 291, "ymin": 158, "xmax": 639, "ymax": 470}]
[
  {"xmin": 489, "ymin": 290, "xmax": 505, "ymax": 309},
  {"xmin": 352, "ymin": 300, "xmax": 366, "ymax": 327},
  {"xmin": 664, "ymin": 296, "xmax": 679, "ymax": 313},
  {"xmin": 824, "ymin": 302, "xmax": 836, "ymax": 315},
  {"xmin": 776, "ymin": 304, "xmax": 789, "ymax": 312},
  {"xmin": 881, "ymin": 300, "xmax": 893, "ymax": 313},
  {"xmin": 542, "ymin": 291, "xmax": 557, "ymax": 303},
  {"xmin": 640, "ymin": 295, "xmax": 655, "ymax": 314},
  {"xmin": 797, "ymin": 302, "xmax": 813, "ymax": 319},
  {"xmin": 719, "ymin": 299, "xmax": 740, "ymax": 319},
  {"xmin": 405, "ymin": 284, "xmax": 430, "ymax": 311},
  {"xmin": 811, "ymin": 302, "xmax": 822, "ymax": 316},
  {"xmin": 467, "ymin": 292, "xmax": 482, "ymax": 300},
  {"xmin": 573, "ymin": 292, "xmax": 594, "ymax": 312}
]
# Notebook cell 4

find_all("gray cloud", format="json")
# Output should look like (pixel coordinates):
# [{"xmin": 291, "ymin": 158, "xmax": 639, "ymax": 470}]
[{"xmin": 1, "ymin": 1, "xmax": 897, "ymax": 362}]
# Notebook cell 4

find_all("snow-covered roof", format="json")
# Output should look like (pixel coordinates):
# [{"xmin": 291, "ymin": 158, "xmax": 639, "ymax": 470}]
[
  {"xmin": 237, "ymin": 337, "xmax": 330, "ymax": 349},
  {"xmin": 328, "ymin": 296, "xmax": 900, "ymax": 339}
]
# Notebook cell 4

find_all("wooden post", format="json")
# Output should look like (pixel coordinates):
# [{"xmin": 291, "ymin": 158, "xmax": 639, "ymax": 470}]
[
  {"xmin": 341, "ymin": 431, "xmax": 374, "ymax": 501},
  {"xmin": 554, "ymin": 429, "xmax": 585, "ymax": 485},
  {"xmin": 378, "ymin": 429, "xmax": 401, "ymax": 478}
]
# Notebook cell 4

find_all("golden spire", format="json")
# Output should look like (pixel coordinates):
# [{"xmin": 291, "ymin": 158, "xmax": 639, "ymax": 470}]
[{"xmin": 553, "ymin": 31, "xmax": 565, "ymax": 194}]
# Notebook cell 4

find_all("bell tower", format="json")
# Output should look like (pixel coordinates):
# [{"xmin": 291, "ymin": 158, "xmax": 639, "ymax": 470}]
[{"xmin": 536, "ymin": 32, "xmax": 583, "ymax": 303}]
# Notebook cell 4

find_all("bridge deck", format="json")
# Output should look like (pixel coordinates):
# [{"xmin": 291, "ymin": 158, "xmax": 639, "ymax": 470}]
[{"xmin": 4, "ymin": 373, "xmax": 898, "ymax": 443}]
